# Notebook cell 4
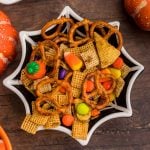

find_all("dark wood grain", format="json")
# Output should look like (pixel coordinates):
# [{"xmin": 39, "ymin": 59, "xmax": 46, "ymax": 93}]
[{"xmin": 0, "ymin": 0, "xmax": 150, "ymax": 150}]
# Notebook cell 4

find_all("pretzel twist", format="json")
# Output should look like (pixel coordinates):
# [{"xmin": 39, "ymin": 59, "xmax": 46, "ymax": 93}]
[
  {"xmin": 68, "ymin": 18, "xmax": 92, "ymax": 47},
  {"xmin": 41, "ymin": 17, "xmax": 74, "ymax": 40},
  {"xmin": 82, "ymin": 70, "xmax": 111, "ymax": 110},
  {"xmin": 35, "ymin": 96, "xmax": 58, "ymax": 116},
  {"xmin": 35, "ymin": 79, "xmax": 73, "ymax": 115},
  {"xmin": 98, "ymin": 72, "xmax": 116, "ymax": 94},
  {"xmin": 90, "ymin": 21, "xmax": 123, "ymax": 50},
  {"xmin": 38, "ymin": 40, "xmax": 60, "ymax": 77}
]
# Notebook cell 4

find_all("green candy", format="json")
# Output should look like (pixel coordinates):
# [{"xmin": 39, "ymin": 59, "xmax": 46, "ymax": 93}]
[
  {"xmin": 26, "ymin": 61, "xmax": 39, "ymax": 74},
  {"xmin": 76, "ymin": 103, "xmax": 90, "ymax": 115}
]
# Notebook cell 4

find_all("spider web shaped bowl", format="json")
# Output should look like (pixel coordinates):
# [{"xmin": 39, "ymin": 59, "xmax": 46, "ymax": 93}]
[{"xmin": 3, "ymin": 6, "xmax": 144, "ymax": 146}]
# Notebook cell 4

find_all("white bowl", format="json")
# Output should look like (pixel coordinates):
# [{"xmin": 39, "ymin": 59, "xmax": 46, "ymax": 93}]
[
  {"xmin": 3, "ymin": 6, "xmax": 144, "ymax": 146},
  {"xmin": 0, "ymin": 0, "xmax": 21, "ymax": 5}
]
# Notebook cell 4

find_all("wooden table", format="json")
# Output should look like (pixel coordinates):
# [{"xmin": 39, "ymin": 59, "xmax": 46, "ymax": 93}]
[{"xmin": 0, "ymin": 0, "xmax": 150, "ymax": 149}]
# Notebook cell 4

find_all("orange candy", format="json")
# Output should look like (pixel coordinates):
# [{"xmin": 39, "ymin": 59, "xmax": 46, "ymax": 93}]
[
  {"xmin": 112, "ymin": 57, "xmax": 124, "ymax": 69},
  {"xmin": 62, "ymin": 114, "xmax": 74, "ymax": 126},
  {"xmin": 102, "ymin": 80, "xmax": 112, "ymax": 90},
  {"xmin": 85, "ymin": 80, "xmax": 95, "ymax": 92},
  {"xmin": 101, "ymin": 68, "xmax": 111, "ymax": 74},
  {"xmin": 99, "ymin": 77, "xmax": 110, "ymax": 83},
  {"xmin": 64, "ymin": 52, "xmax": 83, "ymax": 70},
  {"xmin": 91, "ymin": 109, "xmax": 100, "ymax": 117},
  {"xmin": 59, "ymin": 87, "xmax": 66, "ymax": 94}
]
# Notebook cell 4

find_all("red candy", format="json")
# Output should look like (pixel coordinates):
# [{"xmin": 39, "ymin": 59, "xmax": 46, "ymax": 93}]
[
  {"xmin": 85, "ymin": 80, "xmax": 95, "ymax": 92},
  {"xmin": 112, "ymin": 57, "xmax": 124, "ymax": 69}
]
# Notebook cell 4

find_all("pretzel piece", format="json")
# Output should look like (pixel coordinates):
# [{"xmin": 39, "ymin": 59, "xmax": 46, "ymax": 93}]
[
  {"xmin": 41, "ymin": 17, "xmax": 74, "ymax": 40},
  {"xmin": 82, "ymin": 70, "xmax": 110, "ymax": 110},
  {"xmin": 35, "ymin": 79, "xmax": 73, "ymax": 115},
  {"xmin": 69, "ymin": 18, "xmax": 92, "ymax": 47},
  {"xmin": 90, "ymin": 21, "xmax": 123, "ymax": 50}
]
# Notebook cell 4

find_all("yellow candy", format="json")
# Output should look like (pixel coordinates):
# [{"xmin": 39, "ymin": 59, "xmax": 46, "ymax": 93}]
[
  {"xmin": 109, "ymin": 93, "xmax": 116, "ymax": 102},
  {"xmin": 108, "ymin": 68, "xmax": 121, "ymax": 79}
]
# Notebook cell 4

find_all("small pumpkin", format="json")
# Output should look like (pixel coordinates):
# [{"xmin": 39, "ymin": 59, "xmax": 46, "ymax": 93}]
[
  {"xmin": 124, "ymin": 0, "xmax": 150, "ymax": 31},
  {"xmin": 0, "ymin": 126, "xmax": 12, "ymax": 150},
  {"xmin": 25, "ymin": 61, "xmax": 46, "ymax": 80},
  {"xmin": 0, "ymin": 11, "xmax": 18, "ymax": 75}
]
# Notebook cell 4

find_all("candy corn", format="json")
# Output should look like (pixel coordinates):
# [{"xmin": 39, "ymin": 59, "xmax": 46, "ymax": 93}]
[{"xmin": 64, "ymin": 52, "xmax": 83, "ymax": 70}]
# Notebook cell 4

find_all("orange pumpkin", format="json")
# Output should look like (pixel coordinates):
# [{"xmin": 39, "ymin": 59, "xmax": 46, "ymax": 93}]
[
  {"xmin": 0, "ymin": 11, "xmax": 11, "ymax": 25},
  {"xmin": 0, "ymin": 11, "xmax": 18, "ymax": 75},
  {"xmin": 0, "ymin": 126, "xmax": 12, "ymax": 150},
  {"xmin": 25, "ymin": 61, "xmax": 46, "ymax": 80},
  {"xmin": 124, "ymin": 0, "xmax": 150, "ymax": 31}
]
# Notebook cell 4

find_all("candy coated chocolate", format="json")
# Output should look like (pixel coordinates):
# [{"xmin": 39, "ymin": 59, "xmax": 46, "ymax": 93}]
[{"xmin": 58, "ymin": 68, "xmax": 67, "ymax": 79}]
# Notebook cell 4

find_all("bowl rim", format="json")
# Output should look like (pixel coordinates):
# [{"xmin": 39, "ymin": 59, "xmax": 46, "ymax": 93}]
[{"xmin": 3, "ymin": 6, "xmax": 144, "ymax": 146}]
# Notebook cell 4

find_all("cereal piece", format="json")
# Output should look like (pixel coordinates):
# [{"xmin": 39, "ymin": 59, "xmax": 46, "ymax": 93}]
[
  {"xmin": 83, "ymin": 67, "xmax": 97, "ymax": 74},
  {"xmin": 72, "ymin": 87, "xmax": 81, "ymax": 98},
  {"xmin": 71, "ymin": 71, "xmax": 86, "ymax": 89},
  {"xmin": 121, "ymin": 63, "xmax": 131, "ymax": 78},
  {"xmin": 31, "ymin": 101, "xmax": 36, "ymax": 113},
  {"xmin": 33, "ymin": 76, "xmax": 49, "ymax": 90},
  {"xmin": 38, "ymin": 83, "xmax": 51, "ymax": 94},
  {"xmin": 21, "ymin": 114, "xmax": 38, "ymax": 134},
  {"xmin": 54, "ymin": 67, "xmax": 59, "ymax": 79},
  {"xmin": 94, "ymin": 32, "xmax": 120, "ymax": 68},
  {"xmin": 81, "ymin": 49, "xmax": 99, "ymax": 69},
  {"xmin": 30, "ymin": 114, "xmax": 49, "ymax": 126},
  {"xmin": 46, "ymin": 47, "xmax": 56, "ymax": 56},
  {"xmin": 45, "ymin": 47, "xmax": 57, "ymax": 66},
  {"xmin": 60, "ymin": 61, "xmax": 70, "ymax": 70},
  {"xmin": 56, "ymin": 94, "xmax": 69, "ymax": 106},
  {"xmin": 64, "ymin": 41, "xmax": 95, "ymax": 57},
  {"xmin": 30, "ymin": 102, "xmax": 49, "ymax": 125},
  {"xmin": 20, "ymin": 69, "xmax": 34, "ymax": 94},
  {"xmin": 114, "ymin": 77, "xmax": 125, "ymax": 97},
  {"xmin": 44, "ymin": 113, "xmax": 60, "ymax": 129},
  {"xmin": 20, "ymin": 69, "xmax": 33, "ymax": 87},
  {"xmin": 60, "ymin": 43, "xmax": 68, "ymax": 58},
  {"xmin": 72, "ymin": 119, "xmax": 89, "ymax": 140}
]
